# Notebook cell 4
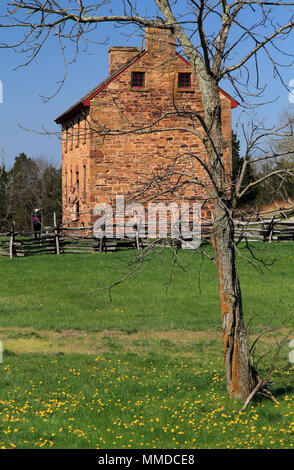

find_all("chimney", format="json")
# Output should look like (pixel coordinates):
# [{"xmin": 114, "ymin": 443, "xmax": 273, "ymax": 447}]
[
  {"xmin": 108, "ymin": 46, "xmax": 142, "ymax": 75},
  {"xmin": 145, "ymin": 27, "xmax": 176, "ymax": 54}
]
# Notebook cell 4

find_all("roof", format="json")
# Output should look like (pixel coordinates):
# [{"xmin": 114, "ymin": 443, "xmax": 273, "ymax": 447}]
[
  {"xmin": 55, "ymin": 50, "xmax": 147, "ymax": 124},
  {"xmin": 55, "ymin": 50, "xmax": 238, "ymax": 124}
]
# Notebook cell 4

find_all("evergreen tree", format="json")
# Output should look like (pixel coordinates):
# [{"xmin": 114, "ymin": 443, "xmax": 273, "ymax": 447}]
[
  {"xmin": 4, "ymin": 153, "xmax": 62, "ymax": 231},
  {"xmin": 232, "ymin": 131, "xmax": 258, "ymax": 207},
  {"xmin": 0, "ymin": 161, "xmax": 9, "ymax": 229}
]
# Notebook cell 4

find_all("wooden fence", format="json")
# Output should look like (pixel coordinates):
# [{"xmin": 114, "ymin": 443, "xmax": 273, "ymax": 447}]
[
  {"xmin": 234, "ymin": 217, "xmax": 294, "ymax": 242},
  {"xmin": 0, "ymin": 220, "xmax": 143, "ymax": 258},
  {"xmin": 1, "ymin": 215, "xmax": 294, "ymax": 258}
]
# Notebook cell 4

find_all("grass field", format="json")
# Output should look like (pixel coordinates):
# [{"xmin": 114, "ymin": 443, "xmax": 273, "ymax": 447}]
[{"xmin": 0, "ymin": 243, "xmax": 294, "ymax": 449}]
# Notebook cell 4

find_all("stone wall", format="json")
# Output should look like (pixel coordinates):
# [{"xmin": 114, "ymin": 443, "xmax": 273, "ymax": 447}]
[{"xmin": 60, "ymin": 27, "xmax": 233, "ymax": 234}]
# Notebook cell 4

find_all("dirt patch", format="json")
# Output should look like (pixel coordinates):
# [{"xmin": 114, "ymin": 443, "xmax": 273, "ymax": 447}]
[
  {"xmin": 0, "ymin": 327, "xmax": 222, "ymax": 355},
  {"xmin": 0, "ymin": 326, "xmax": 288, "ymax": 356}
]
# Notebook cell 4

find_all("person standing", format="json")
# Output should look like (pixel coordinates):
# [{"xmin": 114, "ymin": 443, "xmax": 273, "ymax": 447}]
[{"xmin": 32, "ymin": 209, "xmax": 42, "ymax": 239}]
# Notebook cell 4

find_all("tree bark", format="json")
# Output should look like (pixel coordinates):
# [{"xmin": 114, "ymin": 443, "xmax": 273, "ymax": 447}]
[
  {"xmin": 212, "ymin": 211, "xmax": 256, "ymax": 401},
  {"xmin": 200, "ymin": 80, "xmax": 256, "ymax": 402}
]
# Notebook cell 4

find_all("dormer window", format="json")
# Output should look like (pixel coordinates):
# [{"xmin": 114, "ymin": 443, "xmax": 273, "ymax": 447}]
[
  {"xmin": 178, "ymin": 73, "xmax": 191, "ymax": 88},
  {"xmin": 131, "ymin": 71, "xmax": 145, "ymax": 88}
]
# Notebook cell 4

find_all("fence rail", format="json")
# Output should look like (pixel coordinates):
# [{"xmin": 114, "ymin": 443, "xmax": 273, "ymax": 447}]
[
  {"xmin": 0, "ymin": 218, "xmax": 144, "ymax": 258},
  {"xmin": 1, "ymin": 214, "xmax": 294, "ymax": 258},
  {"xmin": 234, "ymin": 217, "xmax": 294, "ymax": 242}
]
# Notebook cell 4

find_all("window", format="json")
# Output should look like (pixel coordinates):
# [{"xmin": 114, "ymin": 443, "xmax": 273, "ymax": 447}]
[
  {"xmin": 83, "ymin": 165, "xmax": 87, "ymax": 200},
  {"xmin": 76, "ymin": 118, "xmax": 80, "ymax": 147},
  {"xmin": 65, "ymin": 172, "xmax": 68, "ymax": 200},
  {"xmin": 76, "ymin": 171, "xmax": 79, "ymax": 194},
  {"xmin": 64, "ymin": 126, "xmax": 69, "ymax": 152},
  {"xmin": 131, "ymin": 71, "xmax": 145, "ymax": 88},
  {"xmin": 70, "ymin": 122, "xmax": 74, "ymax": 150},
  {"xmin": 178, "ymin": 73, "xmax": 191, "ymax": 88},
  {"xmin": 83, "ymin": 118, "xmax": 87, "ymax": 144}
]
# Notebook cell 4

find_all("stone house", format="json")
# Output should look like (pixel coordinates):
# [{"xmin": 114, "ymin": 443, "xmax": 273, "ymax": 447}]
[{"xmin": 55, "ymin": 27, "xmax": 237, "ymax": 237}]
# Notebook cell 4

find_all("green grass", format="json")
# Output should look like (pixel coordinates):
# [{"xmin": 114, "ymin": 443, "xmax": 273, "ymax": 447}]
[
  {"xmin": 0, "ymin": 243, "xmax": 294, "ymax": 449},
  {"xmin": 0, "ymin": 248, "xmax": 221, "ymax": 331},
  {"xmin": 1, "ymin": 352, "xmax": 294, "ymax": 449},
  {"xmin": 0, "ymin": 243, "xmax": 293, "ymax": 332}
]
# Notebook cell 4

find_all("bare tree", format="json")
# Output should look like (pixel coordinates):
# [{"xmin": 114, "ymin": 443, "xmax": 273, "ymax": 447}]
[
  {"xmin": 253, "ymin": 112, "xmax": 294, "ymax": 206},
  {"xmin": 2, "ymin": 0, "xmax": 294, "ymax": 402}
]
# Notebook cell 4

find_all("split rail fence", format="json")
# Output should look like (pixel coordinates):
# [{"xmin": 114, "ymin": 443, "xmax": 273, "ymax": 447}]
[
  {"xmin": 0, "ymin": 215, "xmax": 294, "ymax": 258},
  {"xmin": 234, "ymin": 217, "xmax": 294, "ymax": 242},
  {"xmin": 0, "ymin": 216, "xmax": 145, "ymax": 258}
]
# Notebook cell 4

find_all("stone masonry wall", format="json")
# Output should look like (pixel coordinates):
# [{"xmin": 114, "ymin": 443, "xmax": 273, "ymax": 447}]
[{"xmin": 61, "ymin": 28, "xmax": 233, "ymax": 235}]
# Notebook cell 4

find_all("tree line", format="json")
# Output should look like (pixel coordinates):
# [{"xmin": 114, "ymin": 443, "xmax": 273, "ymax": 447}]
[
  {"xmin": 0, "ymin": 152, "xmax": 62, "ymax": 232},
  {"xmin": 232, "ymin": 128, "xmax": 294, "ymax": 210}
]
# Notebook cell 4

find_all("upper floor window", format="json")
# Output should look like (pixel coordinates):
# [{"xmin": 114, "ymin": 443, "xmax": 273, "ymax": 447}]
[
  {"xmin": 178, "ymin": 72, "xmax": 191, "ymax": 88},
  {"xmin": 83, "ymin": 118, "xmax": 88, "ymax": 144},
  {"xmin": 76, "ymin": 117, "xmax": 80, "ymax": 148},
  {"xmin": 70, "ymin": 121, "xmax": 74, "ymax": 150},
  {"xmin": 83, "ymin": 165, "xmax": 87, "ymax": 201},
  {"xmin": 131, "ymin": 71, "xmax": 145, "ymax": 88},
  {"xmin": 65, "ymin": 171, "xmax": 68, "ymax": 199},
  {"xmin": 64, "ymin": 126, "xmax": 69, "ymax": 153}
]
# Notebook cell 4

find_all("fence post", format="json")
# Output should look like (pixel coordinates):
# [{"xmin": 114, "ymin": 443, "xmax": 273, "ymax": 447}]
[
  {"xmin": 268, "ymin": 216, "xmax": 275, "ymax": 242},
  {"xmin": 54, "ymin": 212, "xmax": 60, "ymax": 255},
  {"xmin": 269, "ymin": 219, "xmax": 273, "ymax": 242},
  {"xmin": 134, "ymin": 217, "xmax": 142, "ymax": 250},
  {"xmin": 9, "ymin": 222, "xmax": 15, "ymax": 259},
  {"xmin": 135, "ymin": 223, "xmax": 140, "ymax": 250}
]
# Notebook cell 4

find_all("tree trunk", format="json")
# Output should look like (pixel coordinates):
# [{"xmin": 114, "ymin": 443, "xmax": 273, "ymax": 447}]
[
  {"xmin": 199, "ymin": 78, "xmax": 256, "ymax": 402},
  {"xmin": 212, "ymin": 210, "xmax": 256, "ymax": 401}
]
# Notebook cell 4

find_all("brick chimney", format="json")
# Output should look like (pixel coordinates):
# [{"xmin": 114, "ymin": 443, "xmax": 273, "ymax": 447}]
[
  {"xmin": 145, "ymin": 27, "xmax": 176, "ymax": 54},
  {"xmin": 108, "ymin": 46, "xmax": 142, "ymax": 75}
]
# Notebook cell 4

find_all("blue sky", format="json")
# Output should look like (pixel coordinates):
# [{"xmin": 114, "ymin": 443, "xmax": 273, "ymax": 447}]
[
  {"xmin": 0, "ymin": 22, "xmax": 134, "ymax": 168},
  {"xmin": 1, "ymin": 2, "xmax": 294, "ymax": 169}
]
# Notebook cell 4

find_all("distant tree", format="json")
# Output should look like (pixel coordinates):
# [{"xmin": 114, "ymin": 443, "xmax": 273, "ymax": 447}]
[
  {"xmin": 232, "ymin": 131, "xmax": 258, "ymax": 208},
  {"xmin": 8, "ymin": 153, "xmax": 40, "ymax": 230},
  {"xmin": 5, "ymin": 153, "xmax": 61, "ymax": 231},
  {"xmin": 272, "ymin": 157, "xmax": 294, "ymax": 201},
  {"xmin": 0, "ymin": 156, "xmax": 9, "ymax": 229},
  {"xmin": 268, "ymin": 119, "xmax": 294, "ymax": 203},
  {"xmin": 35, "ymin": 160, "xmax": 62, "ymax": 226},
  {"xmin": 253, "ymin": 114, "xmax": 294, "ymax": 207}
]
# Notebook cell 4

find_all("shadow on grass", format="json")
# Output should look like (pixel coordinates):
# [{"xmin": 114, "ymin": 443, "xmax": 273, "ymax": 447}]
[{"xmin": 273, "ymin": 385, "xmax": 294, "ymax": 398}]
